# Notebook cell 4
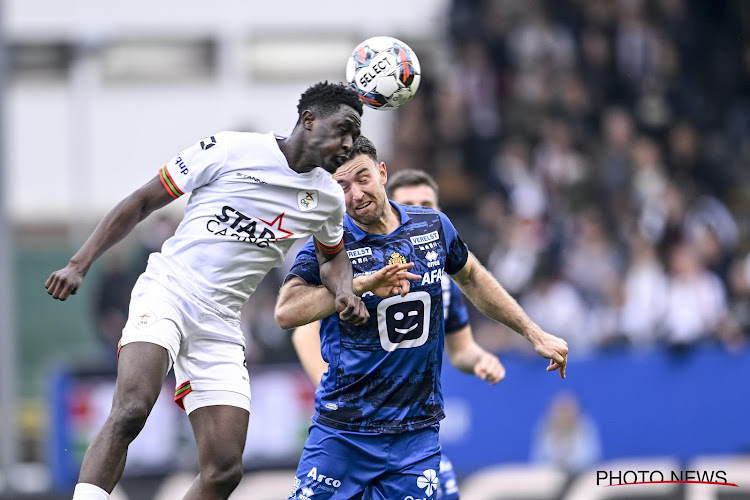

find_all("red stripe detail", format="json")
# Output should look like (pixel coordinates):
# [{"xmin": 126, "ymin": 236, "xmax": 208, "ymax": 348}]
[
  {"xmin": 159, "ymin": 169, "xmax": 179, "ymax": 199},
  {"xmin": 315, "ymin": 237, "xmax": 344, "ymax": 254},
  {"xmin": 163, "ymin": 166, "xmax": 185, "ymax": 196},
  {"xmin": 174, "ymin": 381, "xmax": 192, "ymax": 410},
  {"xmin": 117, "ymin": 340, "xmax": 122, "ymax": 359}
]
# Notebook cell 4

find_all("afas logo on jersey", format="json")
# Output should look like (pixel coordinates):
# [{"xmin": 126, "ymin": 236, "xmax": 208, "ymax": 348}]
[{"xmin": 297, "ymin": 190, "xmax": 319, "ymax": 212}]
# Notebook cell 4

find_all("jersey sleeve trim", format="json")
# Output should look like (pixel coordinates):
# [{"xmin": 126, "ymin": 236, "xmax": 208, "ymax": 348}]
[
  {"xmin": 159, "ymin": 166, "xmax": 185, "ymax": 198},
  {"xmin": 314, "ymin": 236, "xmax": 344, "ymax": 255}
]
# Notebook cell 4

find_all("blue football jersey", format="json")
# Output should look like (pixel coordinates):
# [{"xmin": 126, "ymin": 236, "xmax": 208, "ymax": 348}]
[{"xmin": 287, "ymin": 202, "xmax": 469, "ymax": 434}]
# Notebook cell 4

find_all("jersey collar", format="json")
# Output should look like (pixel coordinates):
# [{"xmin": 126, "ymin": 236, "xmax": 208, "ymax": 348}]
[{"xmin": 344, "ymin": 201, "xmax": 412, "ymax": 241}]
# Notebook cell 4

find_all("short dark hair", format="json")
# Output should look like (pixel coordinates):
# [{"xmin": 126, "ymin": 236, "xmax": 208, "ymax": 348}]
[
  {"xmin": 297, "ymin": 82, "xmax": 363, "ymax": 122},
  {"xmin": 386, "ymin": 169, "xmax": 439, "ymax": 198},
  {"xmin": 350, "ymin": 135, "xmax": 378, "ymax": 162}
]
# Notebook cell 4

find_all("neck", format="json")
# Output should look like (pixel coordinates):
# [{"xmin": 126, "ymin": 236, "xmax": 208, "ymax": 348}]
[
  {"xmin": 277, "ymin": 133, "xmax": 317, "ymax": 174},
  {"xmin": 352, "ymin": 202, "xmax": 402, "ymax": 236}
]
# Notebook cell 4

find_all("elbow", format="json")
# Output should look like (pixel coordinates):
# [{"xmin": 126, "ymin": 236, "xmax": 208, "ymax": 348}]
[{"xmin": 274, "ymin": 305, "xmax": 296, "ymax": 331}]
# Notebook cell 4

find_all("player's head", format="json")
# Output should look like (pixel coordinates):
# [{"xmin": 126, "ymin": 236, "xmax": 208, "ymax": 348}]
[
  {"xmin": 386, "ymin": 169, "xmax": 440, "ymax": 211},
  {"xmin": 333, "ymin": 135, "xmax": 390, "ymax": 226},
  {"xmin": 296, "ymin": 82, "xmax": 364, "ymax": 173}
]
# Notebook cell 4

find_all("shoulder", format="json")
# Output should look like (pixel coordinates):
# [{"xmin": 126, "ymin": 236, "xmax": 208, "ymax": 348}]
[
  {"xmin": 212, "ymin": 131, "xmax": 270, "ymax": 151},
  {"xmin": 314, "ymin": 173, "xmax": 346, "ymax": 204},
  {"xmin": 402, "ymin": 204, "xmax": 454, "ymax": 229}
]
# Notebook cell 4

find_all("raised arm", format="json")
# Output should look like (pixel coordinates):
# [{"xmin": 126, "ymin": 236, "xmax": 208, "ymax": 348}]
[
  {"xmin": 451, "ymin": 252, "xmax": 569, "ymax": 378},
  {"xmin": 45, "ymin": 175, "xmax": 176, "ymax": 300}
]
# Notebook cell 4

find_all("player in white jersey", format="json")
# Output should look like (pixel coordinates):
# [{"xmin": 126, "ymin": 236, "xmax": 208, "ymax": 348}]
[{"xmin": 44, "ymin": 83, "xmax": 399, "ymax": 500}]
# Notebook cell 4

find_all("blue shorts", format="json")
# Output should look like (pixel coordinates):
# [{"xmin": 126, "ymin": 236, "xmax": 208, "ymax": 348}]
[
  {"xmin": 437, "ymin": 455, "xmax": 459, "ymax": 500},
  {"xmin": 289, "ymin": 422, "xmax": 441, "ymax": 500}
]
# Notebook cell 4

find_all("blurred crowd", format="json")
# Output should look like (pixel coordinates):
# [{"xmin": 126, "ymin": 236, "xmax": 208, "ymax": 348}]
[
  {"xmin": 94, "ymin": 0, "xmax": 750, "ymax": 364},
  {"xmin": 388, "ymin": 0, "xmax": 750, "ymax": 357}
]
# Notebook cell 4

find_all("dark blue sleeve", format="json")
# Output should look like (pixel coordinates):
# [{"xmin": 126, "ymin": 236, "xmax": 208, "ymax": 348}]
[
  {"xmin": 438, "ymin": 211, "xmax": 469, "ymax": 275},
  {"xmin": 445, "ymin": 279, "xmax": 470, "ymax": 334},
  {"xmin": 284, "ymin": 237, "xmax": 322, "ymax": 286}
]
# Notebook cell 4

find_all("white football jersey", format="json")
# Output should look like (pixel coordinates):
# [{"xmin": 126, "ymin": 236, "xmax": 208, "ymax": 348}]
[{"xmin": 146, "ymin": 131, "xmax": 345, "ymax": 316}]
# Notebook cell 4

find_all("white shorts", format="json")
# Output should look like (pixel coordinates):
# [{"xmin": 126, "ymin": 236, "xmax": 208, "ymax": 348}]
[{"xmin": 120, "ymin": 274, "xmax": 251, "ymax": 415}]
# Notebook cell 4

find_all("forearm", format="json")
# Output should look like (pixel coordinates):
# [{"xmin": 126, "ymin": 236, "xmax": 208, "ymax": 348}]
[
  {"xmin": 68, "ymin": 196, "xmax": 152, "ymax": 275},
  {"xmin": 318, "ymin": 246, "xmax": 355, "ymax": 298},
  {"xmin": 449, "ymin": 341, "xmax": 487, "ymax": 375},
  {"xmin": 455, "ymin": 256, "xmax": 544, "ymax": 345},
  {"xmin": 275, "ymin": 282, "xmax": 337, "ymax": 328},
  {"xmin": 275, "ymin": 273, "xmax": 381, "ymax": 329}
]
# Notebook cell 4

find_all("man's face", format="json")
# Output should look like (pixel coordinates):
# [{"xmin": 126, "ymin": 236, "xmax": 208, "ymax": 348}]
[
  {"xmin": 304, "ymin": 104, "xmax": 362, "ymax": 173},
  {"xmin": 333, "ymin": 154, "xmax": 388, "ymax": 226},
  {"xmin": 390, "ymin": 184, "xmax": 439, "ymax": 210}
]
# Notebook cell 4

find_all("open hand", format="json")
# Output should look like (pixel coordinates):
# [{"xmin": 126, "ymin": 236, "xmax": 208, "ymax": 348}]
[{"xmin": 358, "ymin": 263, "xmax": 421, "ymax": 298}]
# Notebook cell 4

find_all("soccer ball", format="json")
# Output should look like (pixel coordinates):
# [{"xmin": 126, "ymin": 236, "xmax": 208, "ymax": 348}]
[{"xmin": 345, "ymin": 36, "xmax": 421, "ymax": 110}]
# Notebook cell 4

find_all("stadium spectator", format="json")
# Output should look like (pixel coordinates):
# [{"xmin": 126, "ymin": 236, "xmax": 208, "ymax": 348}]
[{"xmin": 531, "ymin": 391, "xmax": 602, "ymax": 474}]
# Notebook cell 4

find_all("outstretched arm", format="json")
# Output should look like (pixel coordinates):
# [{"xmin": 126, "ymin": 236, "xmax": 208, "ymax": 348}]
[
  {"xmin": 451, "ymin": 253, "xmax": 568, "ymax": 378},
  {"xmin": 274, "ymin": 263, "xmax": 420, "ymax": 330},
  {"xmin": 445, "ymin": 325, "xmax": 505, "ymax": 384},
  {"xmin": 45, "ymin": 175, "xmax": 175, "ymax": 300},
  {"xmin": 291, "ymin": 321, "xmax": 327, "ymax": 386}
]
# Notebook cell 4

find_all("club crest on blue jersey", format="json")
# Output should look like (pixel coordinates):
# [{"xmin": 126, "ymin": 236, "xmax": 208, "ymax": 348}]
[{"xmin": 388, "ymin": 252, "xmax": 408, "ymax": 266}]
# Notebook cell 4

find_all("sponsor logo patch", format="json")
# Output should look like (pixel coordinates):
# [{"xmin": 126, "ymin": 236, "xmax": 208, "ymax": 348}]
[
  {"xmin": 417, "ymin": 469, "xmax": 438, "ymax": 496},
  {"xmin": 297, "ymin": 190, "xmax": 319, "ymax": 212},
  {"xmin": 346, "ymin": 247, "xmax": 372, "ymax": 259},
  {"xmin": 132, "ymin": 307, "xmax": 157, "ymax": 330},
  {"xmin": 410, "ymin": 231, "xmax": 439, "ymax": 245}
]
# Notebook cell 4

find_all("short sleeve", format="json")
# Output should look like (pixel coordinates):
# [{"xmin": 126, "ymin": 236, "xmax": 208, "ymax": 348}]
[
  {"xmin": 313, "ymin": 197, "xmax": 345, "ymax": 250},
  {"xmin": 444, "ymin": 280, "xmax": 470, "ymax": 334},
  {"xmin": 438, "ymin": 212, "xmax": 469, "ymax": 275},
  {"xmin": 158, "ymin": 133, "xmax": 228, "ymax": 198},
  {"xmin": 285, "ymin": 237, "xmax": 322, "ymax": 286}
]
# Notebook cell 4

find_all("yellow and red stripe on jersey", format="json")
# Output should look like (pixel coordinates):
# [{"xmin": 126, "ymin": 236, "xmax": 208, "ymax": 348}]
[
  {"xmin": 159, "ymin": 166, "xmax": 185, "ymax": 199},
  {"xmin": 174, "ymin": 381, "xmax": 193, "ymax": 410},
  {"xmin": 315, "ymin": 237, "xmax": 344, "ymax": 255}
]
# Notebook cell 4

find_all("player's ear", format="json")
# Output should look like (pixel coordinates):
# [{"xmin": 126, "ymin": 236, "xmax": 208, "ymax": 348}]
[
  {"xmin": 301, "ymin": 110, "xmax": 315, "ymax": 131},
  {"xmin": 379, "ymin": 161, "xmax": 388, "ymax": 186}
]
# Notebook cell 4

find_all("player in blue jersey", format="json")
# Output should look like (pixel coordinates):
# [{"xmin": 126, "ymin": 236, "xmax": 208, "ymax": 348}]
[
  {"xmin": 291, "ymin": 168, "xmax": 506, "ymax": 499},
  {"xmin": 275, "ymin": 136, "xmax": 568, "ymax": 500}
]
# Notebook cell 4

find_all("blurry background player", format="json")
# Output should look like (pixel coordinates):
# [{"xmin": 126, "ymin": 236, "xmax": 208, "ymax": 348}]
[
  {"xmin": 291, "ymin": 168, "xmax": 506, "ymax": 499},
  {"xmin": 275, "ymin": 136, "xmax": 568, "ymax": 499},
  {"xmin": 44, "ymin": 83, "xmax": 377, "ymax": 500}
]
